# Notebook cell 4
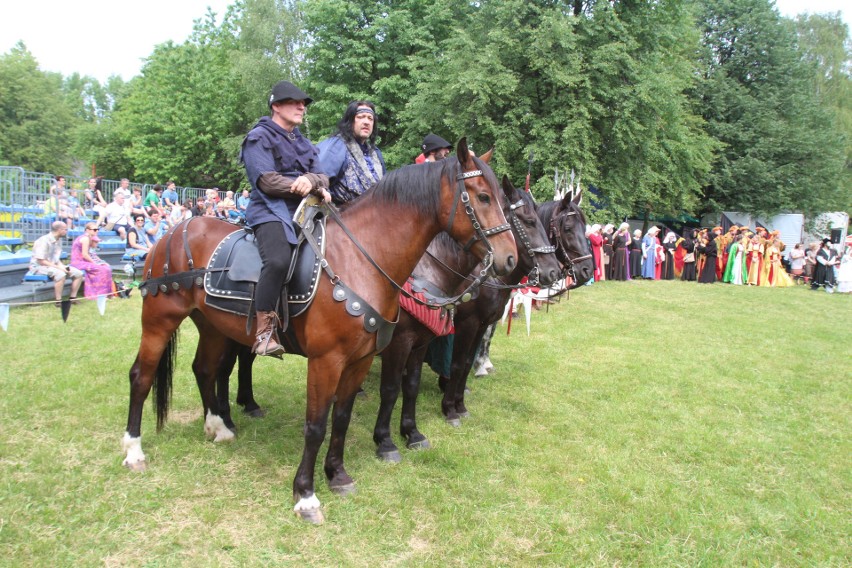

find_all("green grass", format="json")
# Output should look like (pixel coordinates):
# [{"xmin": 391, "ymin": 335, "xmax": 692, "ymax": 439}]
[{"xmin": 0, "ymin": 281, "xmax": 849, "ymax": 566}]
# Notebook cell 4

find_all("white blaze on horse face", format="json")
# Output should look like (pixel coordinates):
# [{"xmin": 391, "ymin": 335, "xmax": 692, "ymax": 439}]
[
  {"xmin": 122, "ymin": 432, "xmax": 146, "ymax": 466},
  {"xmin": 294, "ymin": 493, "xmax": 321, "ymax": 512},
  {"xmin": 204, "ymin": 411, "xmax": 235, "ymax": 443}
]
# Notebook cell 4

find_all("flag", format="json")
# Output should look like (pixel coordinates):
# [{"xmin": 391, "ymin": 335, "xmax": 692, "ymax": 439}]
[
  {"xmin": 0, "ymin": 303, "xmax": 8, "ymax": 331},
  {"xmin": 97, "ymin": 295, "xmax": 107, "ymax": 316}
]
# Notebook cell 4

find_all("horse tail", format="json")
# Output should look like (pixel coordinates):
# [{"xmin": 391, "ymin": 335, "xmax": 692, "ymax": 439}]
[{"xmin": 154, "ymin": 331, "xmax": 179, "ymax": 432}]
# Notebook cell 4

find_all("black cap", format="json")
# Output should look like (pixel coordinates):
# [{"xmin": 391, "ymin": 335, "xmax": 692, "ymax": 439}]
[
  {"xmin": 268, "ymin": 81, "xmax": 313, "ymax": 108},
  {"xmin": 421, "ymin": 133, "xmax": 452, "ymax": 154}
]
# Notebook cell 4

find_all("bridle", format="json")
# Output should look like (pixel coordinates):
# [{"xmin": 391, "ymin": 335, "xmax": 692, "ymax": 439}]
[
  {"xmin": 426, "ymin": 193, "xmax": 556, "ymax": 292},
  {"xmin": 549, "ymin": 205, "xmax": 593, "ymax": 285},
  {"xmin": 505, "ymin": 197, "xmax": 555, "ymax": 287}
]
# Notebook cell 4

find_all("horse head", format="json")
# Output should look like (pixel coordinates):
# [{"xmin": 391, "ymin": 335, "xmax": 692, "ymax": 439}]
[
  {"xmin": 440, "ymin": 138, "xmax": 517, "ymax": 277},
  {"xmin": 544, "ymin": 188, "xmax": 594, "ymax": 288},
  {"xmin": 501, "ymin": 176, "xmax": 561, "ymax": 287}
]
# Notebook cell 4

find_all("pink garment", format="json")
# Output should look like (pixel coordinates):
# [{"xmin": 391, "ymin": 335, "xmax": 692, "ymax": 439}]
[
  {"xmin": 588, "ymin": 232, "xmax": 603, "ymax": 280},
  {"xmin": 70, "ymin": 235, "xmax": 114, "ymax": 299}
]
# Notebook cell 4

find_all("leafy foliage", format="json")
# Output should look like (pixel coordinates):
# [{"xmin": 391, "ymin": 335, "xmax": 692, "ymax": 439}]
[
  {"xmin": 692, "ymin": 0, "xmax": 847, "ymax": 217},
  {"xmin": 0, "ymin": 43, "xmax": 77, "ymax": 173}
]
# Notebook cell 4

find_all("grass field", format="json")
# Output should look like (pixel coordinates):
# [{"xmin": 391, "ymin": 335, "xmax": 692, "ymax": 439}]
[{"xmin": 0, "ymin": 280, "xmax": 849, "ymax": 566}]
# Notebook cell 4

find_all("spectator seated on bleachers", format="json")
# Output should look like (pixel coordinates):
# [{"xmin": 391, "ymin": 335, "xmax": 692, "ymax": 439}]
[
  {"xmin": 125, "ymin": 215, "xmax": 151, "ymax": 260},
  {"xmin": 28, "ymin": 221, "xmax": 83, "ymax": 305}
]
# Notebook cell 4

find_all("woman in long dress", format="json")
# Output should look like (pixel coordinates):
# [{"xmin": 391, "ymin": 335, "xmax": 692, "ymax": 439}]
[
  {"xmin": 610, "ymin": 223, "xmax": 631, "ymax": 281},
  {"xmin": 660, "ymin": 231, "xmax": 676, "ymax": 280},
  {"xmin": 587, "ymin": 224, "xmax": 603, "ymax": 282},
  {"xmin": 723, "ymin": 236, "xmax": 747, "ymax": 285},
  {"xmin": 70, "ymin": 222, "xmax": 114, "ymax": 299},
  {"xmin": 629, "ymin": 229, "xmax": 643, "ymax": 278},
  {"xmin": 696, "ymin": 232, "xmax": 718, "ymax": 283},
  {"xmin": 641, "ymin": 227, "xmax": 659, "ymax": 279},
  {"xmin": 681, "ymin": 229, "xmax": 697, "ymax": 281}
]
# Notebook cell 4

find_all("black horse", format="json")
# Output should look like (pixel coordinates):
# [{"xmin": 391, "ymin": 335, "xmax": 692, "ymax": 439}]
[
  {"xmin": 440, "ymin": 189, "xmax": 594, "ymax": 425},
  {"xmin": 372, "ymin": 177, "xmax": 562, "ymax": 461}
]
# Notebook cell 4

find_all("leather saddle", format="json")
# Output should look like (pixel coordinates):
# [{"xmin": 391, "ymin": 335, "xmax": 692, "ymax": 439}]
[{"xmin": 204, "ymin": 205, "xmax": 326, "ymax": 319}]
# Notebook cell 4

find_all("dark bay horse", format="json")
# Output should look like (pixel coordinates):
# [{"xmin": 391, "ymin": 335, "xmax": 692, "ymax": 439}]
[
  {"xmin": 373, "ymin": 178, "xmax": 562, "ymax": 461},
  {"xmin": 440, "ymin": 189, "xmax": 594, "ymax": 425},
  {"xmin": 121, "ymin": 140, "xmax": 517, "ymax": 523}
]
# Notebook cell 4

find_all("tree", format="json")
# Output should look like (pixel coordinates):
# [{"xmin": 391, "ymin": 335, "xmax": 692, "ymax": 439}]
[
  {"xmin": 793, "ymin": 12, "xmax": 852, "ymax": 213},
  {"xmin": 0, "ymin": 42, "xmax": 78, "ymax": 173},
  {"xmin": 692, "ymin": 0, "xmax": 847, "ymax": 217}
]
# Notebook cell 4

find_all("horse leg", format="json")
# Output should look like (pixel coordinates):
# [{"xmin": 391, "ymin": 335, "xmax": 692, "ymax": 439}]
[
  {"xmin": 473, "ymin": 323, "xmax": 496, "ymax": 376},
  {"xmin": 453, "ymin": 325, "xmax": 490, "ymax": 420},
  {"xmin": 442, "ymin": 321, "xmax": 484, "ymax": 426},
  {"xmin": 324, "ymin": 357, "xmax": 374, "ymax": 495},
  {"xmin": 400, "ymin": 343, "xmax": 430, "ymax": 450},
  {"xmin": 293, "ymin": 355, "xmax": 346, "ymax": 524},
  {"xmin": 235, "ymin": 346, "xmax": 264, "ymax": 417},
  {"xmin": 190, "ymin": 314, "xmax": 235, "ymax": 443},
  {"xmin": 373, "ymin": 341, "xmax": 408, "ymax": 462},
  {"xmin": 123, "ymin": 318, "xmax": 182, "ymax": 471},
  {"xmin": 215, "ymin": 340, "xmax": 240, "ymax": 433}
]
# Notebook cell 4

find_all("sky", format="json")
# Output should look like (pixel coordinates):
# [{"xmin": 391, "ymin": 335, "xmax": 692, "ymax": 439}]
[{"xmin": 0, "ymin": 0, "xmax": 848, "ymax": 85}]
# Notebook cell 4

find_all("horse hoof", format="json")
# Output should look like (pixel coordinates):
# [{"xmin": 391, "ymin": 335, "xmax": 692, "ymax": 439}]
[
  {"xmin": 329, "ymin": 482, "xmax": 357, "ymax": 497},
  {"xmin": 459, "ymin": 410, "xmax": 470, "ymax": 418},
  {"xmin": 377, "ymin": 449, "xmax": 402, "ymax": 463},
  {"xmin": 295, "ymin": 508, "xmax": 324, "ymax": 524},
  {"xmin": 407, "ymin": 438, "xmax": 431, "ymax": 450},
  {"xmin": 124, "ymin": 460, "xmax": 147, "ymax": 473},
  {"xmin": 446, "ymin": 417, "xmax": 461, "ymax": 428},
  {"xmin": 244, "ymin": 407, "xmax": 266, "ymax": 418}
]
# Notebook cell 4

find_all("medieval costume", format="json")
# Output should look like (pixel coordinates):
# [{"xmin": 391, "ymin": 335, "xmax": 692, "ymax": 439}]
[
  {"xmin": 723, "ymin": 238, "xmax": 747, "ymax": 285},
  {"xmin": 696, "ymin": 235, "xmax": 718, "ymax": 283},
  {"xmin": 641, "ymin": 227, "xmax": 659, "ymax": 279},
  {"xmin": 746, "ymin": 237, "xmax": 764, "ymax": 286},
  {"xmin": 680, "ymin": 231, "xmax": 697, "ymax": 282},
  {"xmin": 661, "ymin": 232, "xmax": 677, "ymax": 280},
  {"xmin": 629, "ymin": 229, "xmax": 643, "ymax": 279},
  {"xmin": 811, "ymin": 239, "xmax": 838, "ymax": 290},
  {"xmin": 610, "ymin": 223, "xmax": 631, "ymax": 281},
  {"xmin": 587, "ymin": 224, "xmax": 603, "ymax": 282}
]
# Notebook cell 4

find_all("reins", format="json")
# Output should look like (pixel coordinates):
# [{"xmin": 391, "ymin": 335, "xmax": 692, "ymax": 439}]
[{"xmin": 321, "ymin": 164, "xmax": 511, "ymax": 309}]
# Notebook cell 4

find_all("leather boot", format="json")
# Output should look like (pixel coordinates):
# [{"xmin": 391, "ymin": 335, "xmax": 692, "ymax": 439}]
[{"xmin": 253, "ymin": 310, "xmax": 285, "ymax": 357}]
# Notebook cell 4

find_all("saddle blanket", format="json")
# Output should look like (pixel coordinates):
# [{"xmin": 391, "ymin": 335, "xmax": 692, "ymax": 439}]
[{"xmin": 399, "ymin": 279, "xmax": 454, "ymax": 336}]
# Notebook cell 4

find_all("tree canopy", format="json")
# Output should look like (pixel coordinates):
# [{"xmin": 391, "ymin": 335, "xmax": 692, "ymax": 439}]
[{"xmin": 1, "ymin": 0, "xmax": 848, "ymax": 218}]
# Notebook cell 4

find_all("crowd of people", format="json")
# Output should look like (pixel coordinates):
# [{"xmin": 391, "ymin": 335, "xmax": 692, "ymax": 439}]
[{"xmin": 585, "ymin": 223, "xmax": 852, "ymax": 293}]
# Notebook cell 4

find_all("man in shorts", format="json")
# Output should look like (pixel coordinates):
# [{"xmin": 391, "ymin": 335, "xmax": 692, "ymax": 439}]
[{"xmin": 29, "ymin": 221, "xmax": 83, "ymax": 304}]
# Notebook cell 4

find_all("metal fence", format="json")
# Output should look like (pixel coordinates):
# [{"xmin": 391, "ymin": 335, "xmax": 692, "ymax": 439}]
[{"xmin": 0, "ymin": 166, "xmax": 225, "ymax": 245}]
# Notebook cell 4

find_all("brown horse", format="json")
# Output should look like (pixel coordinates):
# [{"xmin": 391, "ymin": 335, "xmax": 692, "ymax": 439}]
[
  {"xmin": 373, "ymin": 177, "xmax": 562, "ymax": 461},
  {"xmin": 440, "ymin": 189, "xmax": 594, "ymax": 425},
  {"xmin": 121, "ymin": 140, "xmax": 517, "ymax": 523}
]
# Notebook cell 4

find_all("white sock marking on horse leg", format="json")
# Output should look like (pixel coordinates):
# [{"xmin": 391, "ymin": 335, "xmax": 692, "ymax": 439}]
[
  {"xmin": 293, "ymin": 493, "xmax": 321, "ymax": 512},
  {"xmin": 204, "ymin": 411, "xmax": 235, "ymax": 442},
  {"xmin": 122, "ymin": 432, "xmax": 146, "ymax": 466}
]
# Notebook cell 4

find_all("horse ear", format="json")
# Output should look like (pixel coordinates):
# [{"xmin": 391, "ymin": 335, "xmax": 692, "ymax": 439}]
[
  {"xmin": 572, "ymin": 188, "xmax": 583, "ymax": 207},
  {"xmin": 456, "ymin": 137, "xmax": 470, "ymax": 164},
  {"xmin": 479, "ymin": 147, "xmax": 493, "ymax": 164},
  {"xmin": 501, "ymin": 175, "xmax": 516, "ymax": 201}
]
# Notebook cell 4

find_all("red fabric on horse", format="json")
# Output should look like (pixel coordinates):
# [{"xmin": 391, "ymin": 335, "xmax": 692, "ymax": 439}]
[{"xmin": 399, "ymin": 279, "xmax": 454, "ymax": 336}]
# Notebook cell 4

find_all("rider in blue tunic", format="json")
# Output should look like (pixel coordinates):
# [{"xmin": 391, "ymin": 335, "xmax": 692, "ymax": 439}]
[
  {"xmin": 240, "ymin": 80, "xmax": 331, "ymax": 356},
  {"xmin": 317, "ymin": 100, "xmax": 385, "ymax": 205}
]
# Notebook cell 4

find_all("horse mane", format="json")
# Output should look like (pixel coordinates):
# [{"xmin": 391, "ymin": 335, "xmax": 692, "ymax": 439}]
[{"xmin": 345, "ymin": 154, "xmax": 501, "ymax": 219}]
